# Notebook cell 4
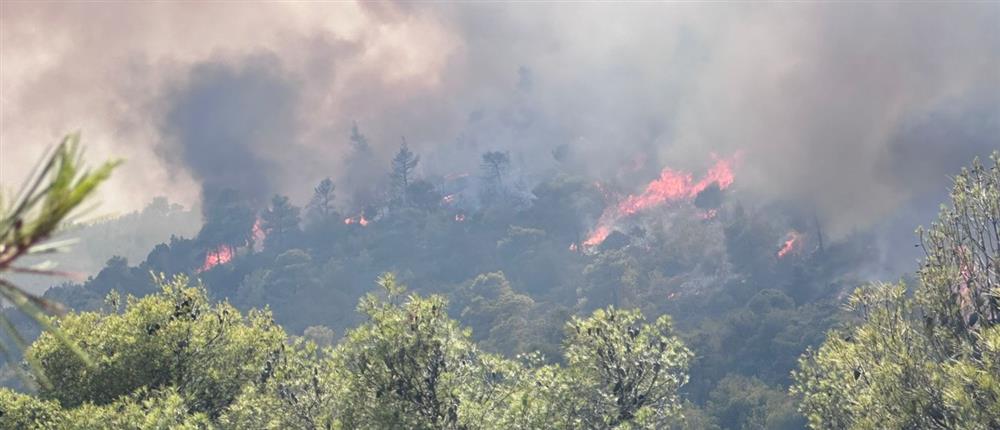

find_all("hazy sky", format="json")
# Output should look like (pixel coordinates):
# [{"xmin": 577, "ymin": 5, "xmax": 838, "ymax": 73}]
[{"xmin": 2, "ymin": 2, "xmax": 998, "ymax": 237}]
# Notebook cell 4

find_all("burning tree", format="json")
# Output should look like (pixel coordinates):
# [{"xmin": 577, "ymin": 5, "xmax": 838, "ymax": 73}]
[
  {"xmin": 584, "ymin": 155, "xmax": 737, "ymax": 247},
  {"xmin": 197, "ymin": 189, "xmax": 255, "ymax": 249},
  {"xmin": 196, "ymin": 189, "xmax": 256, "ymax": 272}
]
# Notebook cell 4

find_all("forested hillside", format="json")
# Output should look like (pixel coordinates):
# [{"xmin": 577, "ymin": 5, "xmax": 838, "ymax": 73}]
[
  {"xmin": 3, "ymin": 3, "xmax": 999, "ymax": 428},
  {"xmin": 4, "ymin": 132, "xmax": 995, "ymax": 427}
]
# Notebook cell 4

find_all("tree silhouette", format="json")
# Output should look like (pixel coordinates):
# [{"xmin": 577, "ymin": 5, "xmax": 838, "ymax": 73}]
[{"xmin": 389, "ymin": 139, "xmax": 419, "ymax": 205}]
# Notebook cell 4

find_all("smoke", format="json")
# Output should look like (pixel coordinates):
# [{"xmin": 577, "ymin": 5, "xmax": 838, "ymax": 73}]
[
  {"xmin": 2, "ymin": 2, "xmax": 998, "ymax": 236},
  {"xmin": 664, "ymin": 3, "xmax": 1000, "ymax": 237},
  {"xmin": 159, "ymin": 55, "xmax": 300, "ymax": 203}
]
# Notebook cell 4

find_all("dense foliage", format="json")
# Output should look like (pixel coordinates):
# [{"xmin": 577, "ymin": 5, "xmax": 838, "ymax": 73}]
[
  {"xmin": 2, "ymin": 274, "xmax": 692, "ymax": 429},
  {"xmin": 794, "ymin": 153, "xmax": 1000, "ymax": 429}
]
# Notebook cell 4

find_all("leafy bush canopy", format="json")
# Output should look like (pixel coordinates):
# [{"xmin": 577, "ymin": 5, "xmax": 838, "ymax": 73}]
[
  {"xmin": 2, "ymin": 273, "xmax": 693, "ymax": 429},
  {"xmin": 793, "ymin": 152, "xmax": 1000, "ymax": 429}
]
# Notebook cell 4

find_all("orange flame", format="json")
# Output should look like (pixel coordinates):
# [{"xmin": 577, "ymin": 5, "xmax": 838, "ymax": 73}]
[
  {"xmin": 584, "ymin": 225, "xmax": 612, "ymax": 248},
  {"xmin": 584, "ymin": 154, "xmax": 737, "ymax": 247},
  {"xmin": 198, "ymin": 244, "xmax": 234, "ymax": 273},
  {"xmin": 252, "ymin": 217, "xmax": 266, "ymax": 248},
  {"xmin": 777, "ymin": 231, "xmax": 803, "ymax": 258},
  {"xmin": 198, "ymin": 217, "xmax": 265, "ymax": 272},
  {"xmin": 344, "ymin": 215, "xmax": 370, "ymax": 226}
]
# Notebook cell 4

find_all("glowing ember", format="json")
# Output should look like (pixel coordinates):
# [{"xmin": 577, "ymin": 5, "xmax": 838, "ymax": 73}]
[
  {"xmin": 344, "ymin": 215, "xmax": 370, "ymax": 226},
  {"xmin": 777, "ymin": 231, "xmax": 804, "ymax": 258},
  {"xmin": 569, "ymin": 243, "xmax": 579, "ymax": 252},
  {"xmin": 442, "ymin": 194, "xmax": 457, "ymax": 204},
  {"xmin": 198, "ymin": 244, "xmax": 234, "ymax": 273},
  {"xmin": 584, "ymin": 154, "xmax": 737, "ymax": 247},
  {"xmin": 252, "ymin": 217, "xmax": 266, "ymax": 248},
  {"xmin": 699, "ymin": 209, "xmax": 719, "ymax": 220},
  {"xmin": 583, "ymin": 226, "xmax": 612, "ymax": 248},
  {"xmin": 454, "ymin": 213, "xmax": 466, "ymax": 222}
]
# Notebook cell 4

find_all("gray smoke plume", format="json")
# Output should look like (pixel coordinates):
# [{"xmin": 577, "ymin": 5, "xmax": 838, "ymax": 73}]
[
  {"xmin": 159, "ymin": 55, "xmax": 300, "ymax": 203},
  {"xmin": 2, "ymin": 2, "xmax": 998, "ymax": 237}
]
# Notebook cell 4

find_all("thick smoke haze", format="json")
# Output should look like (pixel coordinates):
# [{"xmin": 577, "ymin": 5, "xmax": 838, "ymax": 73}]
[
  {"xmin": 160, "ymin": 56, "xmax": 301, "ymax": 202},
  {"xmin": 2, "ymin": 2, "xmax": 998, "ymax": 237}
]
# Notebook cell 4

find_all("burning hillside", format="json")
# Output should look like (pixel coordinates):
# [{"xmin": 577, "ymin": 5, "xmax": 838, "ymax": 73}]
[
  {"xmin": 199, "ymin": 245, "xmax": 234, "ymax": 272},
  {"xmin": 198, "ymin": 217, "xmax": 267, "ymax": 273},
  {"xmin": 584, "ymin": 155, "xmax": 738, "ymax": 247},
  {"xmin": 777, "ymin": 230, "xmax": 804, "ymax": 258}
]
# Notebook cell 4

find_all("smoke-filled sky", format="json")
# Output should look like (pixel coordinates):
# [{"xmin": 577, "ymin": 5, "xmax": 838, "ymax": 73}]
[{"xmin": 2, "ymin": 2, "xmax": 998, "ymax": 237}]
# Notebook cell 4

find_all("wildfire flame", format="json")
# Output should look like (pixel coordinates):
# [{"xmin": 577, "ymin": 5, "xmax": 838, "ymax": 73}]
[
  {"xmin": 344, "ymin": 215, "xmax": 370, "ymax": 226},
  {"xmin": 198, "ymin": 244, "xmax": 234, "ymax": 273},
  {"xmin": 584, "ymin": 226, "xmax": 612, "ymax": 248},
  {"xmin": 584, "ymin": 154, "xmax": 737, "ymax": 247},
  {"xmin": 777, "ymin": 231, "xmax": 803, "ymax": 258},
  {"xmin": 198, "ymin": 217, "xmax": 266, "ymax": 273},
  {"xmin": 251, "ymin": 218, "xmax": 266, "ymax": 249},
  {"xmin": 454, "ymin": 213, "xmax": 466, "ymax": 222},
  {"xmin": 442, "ymin": 194, "xmax": 457, "ymax": 204}
]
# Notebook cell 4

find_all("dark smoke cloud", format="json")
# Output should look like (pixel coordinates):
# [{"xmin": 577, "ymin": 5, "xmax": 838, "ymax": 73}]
[
  {"xmin": 3, "ymin": 2, "xmax": 998, "ymax": 238},
  {"xmin": 159, "ymin": 56, "xmax": 300, "ymax": 203}
]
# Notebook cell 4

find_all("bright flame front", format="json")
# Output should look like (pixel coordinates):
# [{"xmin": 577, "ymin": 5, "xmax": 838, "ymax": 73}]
[
  {"xmin": 777, "ymin": 231, "xmax": 803, "ymax": 258},
  {"xmin": 584, "ymin": 154, "xmax": 737, "ymax": 247},
  {"xmin": 199, "ymin": 244, "xmax": 234, "ymax": 273}
]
